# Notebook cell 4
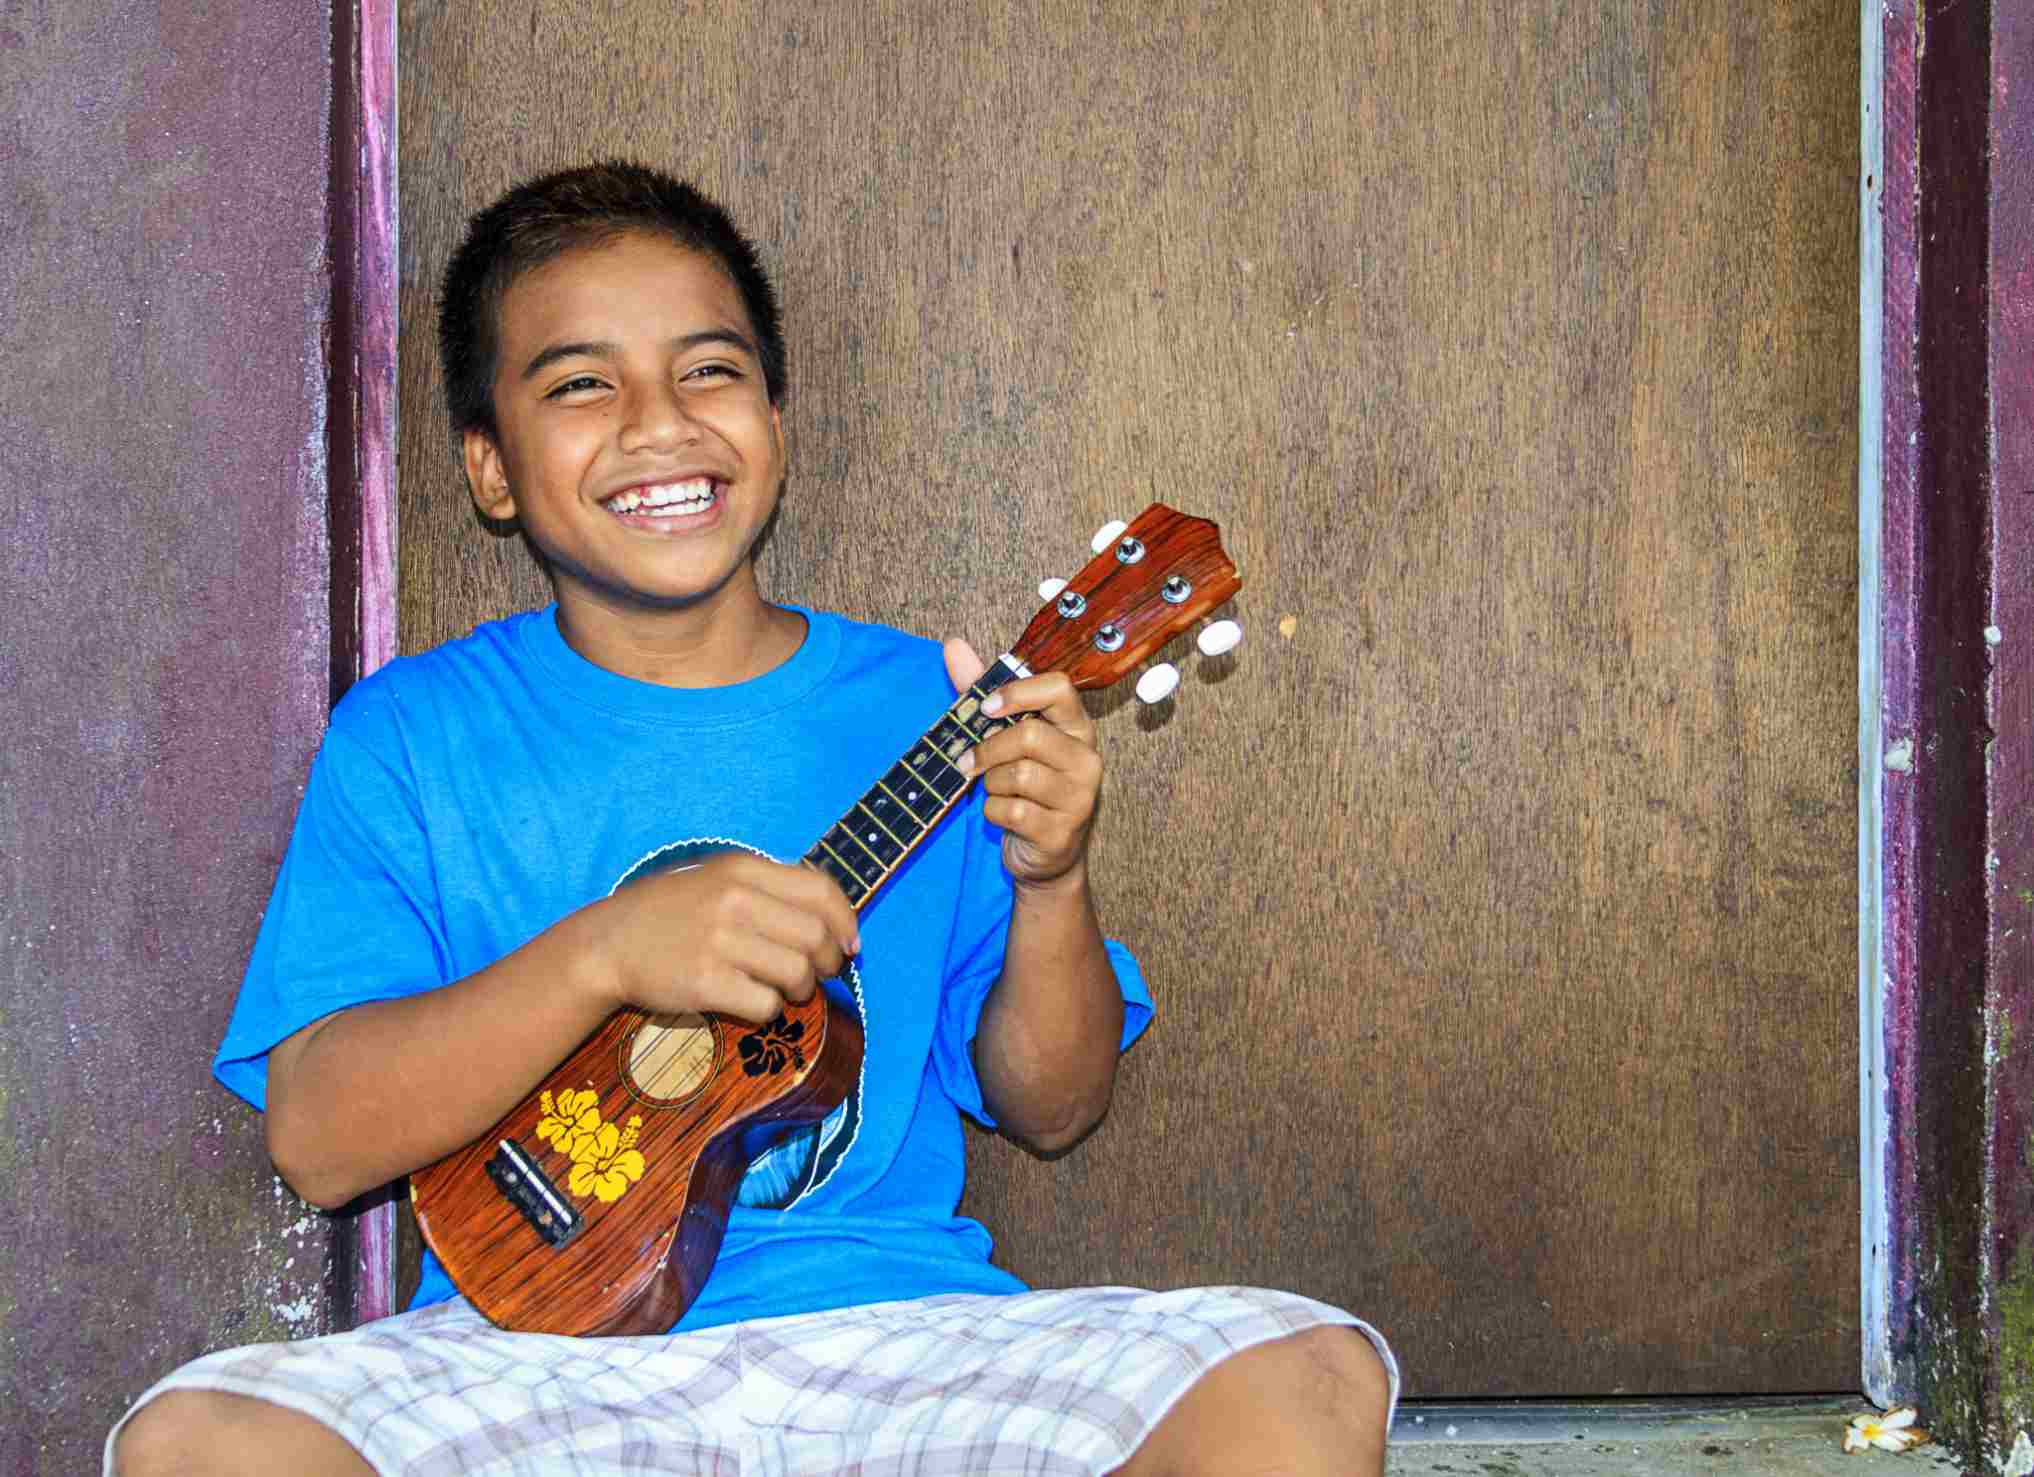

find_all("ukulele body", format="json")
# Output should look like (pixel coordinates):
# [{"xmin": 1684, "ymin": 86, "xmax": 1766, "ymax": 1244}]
[{"xmin": 410, "ymin": 977, "xmax": 863, "ymax": 1337}]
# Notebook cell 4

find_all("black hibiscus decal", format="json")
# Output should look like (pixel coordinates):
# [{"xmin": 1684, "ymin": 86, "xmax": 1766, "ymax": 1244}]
[{"xmin": 738, "ymin": 1014, "xmax": 807, "ymax": 1076}]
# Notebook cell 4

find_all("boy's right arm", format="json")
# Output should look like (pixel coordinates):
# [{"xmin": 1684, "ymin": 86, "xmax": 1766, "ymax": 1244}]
[{"xmin": 263, "ymin": 854, "xmax": 858, "ymax": 1210}]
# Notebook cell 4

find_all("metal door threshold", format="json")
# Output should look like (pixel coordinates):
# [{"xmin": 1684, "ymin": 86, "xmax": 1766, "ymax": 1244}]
[{"xmin": 1391, "ymin": 1396, "xmax": 1866, "ymax": 1445}]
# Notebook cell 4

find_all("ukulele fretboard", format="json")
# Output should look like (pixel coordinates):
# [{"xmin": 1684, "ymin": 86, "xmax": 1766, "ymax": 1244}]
[{"xmin": 802, "ymin": 656, "xmax": 1027, "ymax": 909}]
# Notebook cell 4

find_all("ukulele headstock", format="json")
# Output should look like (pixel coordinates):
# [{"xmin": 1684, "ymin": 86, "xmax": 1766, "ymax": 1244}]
[{"xmin": 1009, "ymin": 505, "xmax": 1242, "ymax": 690}]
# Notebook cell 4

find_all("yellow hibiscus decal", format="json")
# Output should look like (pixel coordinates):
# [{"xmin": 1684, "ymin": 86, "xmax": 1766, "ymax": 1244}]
[
  {"xmin": 568, "ymin": 1116, "xmax": 646, "ymax": 1204},
  {"xmin": 535, "ymin": 1087, "xmax": 603, "ymax": 1157}
]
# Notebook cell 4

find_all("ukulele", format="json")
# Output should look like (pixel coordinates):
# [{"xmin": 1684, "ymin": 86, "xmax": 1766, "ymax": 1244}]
[{"xmin": 408, "ymin": 503, "xmax": 1242, "ymax": 1336}]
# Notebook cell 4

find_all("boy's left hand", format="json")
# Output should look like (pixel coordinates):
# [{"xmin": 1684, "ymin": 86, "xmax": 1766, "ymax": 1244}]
[{"xmin": 944, "ymin": 638, "xmax": 1101, "ymax": 891}]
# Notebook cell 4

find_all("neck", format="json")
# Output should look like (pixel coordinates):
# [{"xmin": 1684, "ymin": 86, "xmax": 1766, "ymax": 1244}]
[
  {"xmin": 802, "ymin": 653, "xmax": 1027, "ymax": 911},
  {"xmin": 552, "ymin": 569, "xmax": 805, "ymax": 688}
]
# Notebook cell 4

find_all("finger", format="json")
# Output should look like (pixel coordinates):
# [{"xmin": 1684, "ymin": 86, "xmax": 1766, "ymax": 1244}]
[
  {"xmin": 970, "ymin": 713, "xmax": 1102, "ymax": 786},
  {"xmin": 981, "ymin": 671, "xmax": 1091, "ymax": 734},
  {"xmin": 719, "ymin": 929, "xmax": 821, "ymax": 1004},
  {"xmin": 706, "ymin": 973, "xmax": 800, "ymax": 1025},
  {"xmin": 747, "ymin": 858, "xmax": 862, "ymax": 959},
  {"xmin": 980, "ymin": 792, "xmax": 1084, "ymax": 861},
  {"xmin": 792, "ymin": 865, "xmax": 861, "ymax": 961},
  {"xmin": 978, "ymin": 752, "xmax": 1089, "ymax": 818},
  {"xmin": 943, "ymin": 637, "xmax": 988, "ymax": 694},
  {"xmin": 745, "ymin": 888, "xmax": 851, "ymax": 982}
]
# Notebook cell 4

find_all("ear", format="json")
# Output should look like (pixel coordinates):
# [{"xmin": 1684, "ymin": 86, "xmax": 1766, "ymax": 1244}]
[{"xmin": 462, "ymin": 428, "xmax": 517, "ymax": 524}]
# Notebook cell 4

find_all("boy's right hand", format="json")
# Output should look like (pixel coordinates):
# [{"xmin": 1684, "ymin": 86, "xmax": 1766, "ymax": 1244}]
[{"xmin": 586, "ymin": 853, "xmax": 859, "ymax": 1023}]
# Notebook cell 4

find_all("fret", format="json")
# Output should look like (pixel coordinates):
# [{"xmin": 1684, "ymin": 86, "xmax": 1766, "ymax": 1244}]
[
  {"xmin": 859, "ymin": 786, "xmax": 924, "ymax": 845},
  {"xmin": 928, "ymin": 715, "xmax": 974, "ymax": 766},
  {"xmin": 903, "ymin": 742, "xmax": 968, "ymax": 802},
  {"xmin": 960, "ymin": 709, "xmax": 1009, "ymax": 742},
  {"xmin": 878, "ymin": 765, "xmax": 943, "ymax": 825},
  {"xmin": 819, "ymin": 827, "xmax": 884, "ymax": 886},
  {"xmin": 947, "ymin": 693, "xmax": 994, "ymax": 742},
  {"xmin": 953, "ymin": 663, "xmax": 1020, "ymax": 740},
  {"xmin": 845, "ymin": 805, "xmax": 906, "ymax": 867},
  {"xmin": 972, "ymin": 659, "xmax": 1022, "ymax": 698},
  {"xmin": 804, "ymin": 849, "xmax": 868, "ymax": 905},
  {"xmin": 833, "ymin": 824, "xmax": 881, "ymax": 867}
]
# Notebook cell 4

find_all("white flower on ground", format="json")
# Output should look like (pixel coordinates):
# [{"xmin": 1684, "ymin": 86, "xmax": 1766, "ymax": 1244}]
[{"xmin": 1843, "ymin": 1406, "xmax": 1930, "ymax": 1454}]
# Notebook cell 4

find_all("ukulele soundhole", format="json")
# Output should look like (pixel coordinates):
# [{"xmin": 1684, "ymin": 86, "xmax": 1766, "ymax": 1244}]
[{"xmin": 621, "ymin": 1012, "xmax": 719, "ymax": 1106}]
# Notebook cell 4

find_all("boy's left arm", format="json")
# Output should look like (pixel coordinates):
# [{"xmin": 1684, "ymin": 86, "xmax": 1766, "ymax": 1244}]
[{"xmin": 946, "ymin": 640, "xmax": 1126, "ymax": 1155}]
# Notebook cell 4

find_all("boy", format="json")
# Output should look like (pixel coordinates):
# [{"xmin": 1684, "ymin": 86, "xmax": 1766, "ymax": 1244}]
[{"xmin": 110, "ymin": 162, "xmax": 1394, "ymax": 1475}]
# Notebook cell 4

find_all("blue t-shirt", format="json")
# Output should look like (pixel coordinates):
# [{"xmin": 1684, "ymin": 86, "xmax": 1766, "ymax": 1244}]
[{"xmin": 216, "ymin": 605, "xmax": 1151, "ymax": 1330}]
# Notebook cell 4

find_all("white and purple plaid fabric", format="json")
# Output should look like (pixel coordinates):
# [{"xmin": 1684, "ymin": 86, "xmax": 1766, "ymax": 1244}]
[{"xmin": 106, "ymin": 1285, "xmax": 1397, "ymax": 1475}]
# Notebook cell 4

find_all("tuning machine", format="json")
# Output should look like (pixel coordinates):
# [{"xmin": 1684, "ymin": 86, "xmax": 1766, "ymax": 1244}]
[
  {"xmin": 1138, "ymin": 621, "xmax": 1242, "ymax": 705},
  {"xmin": 1197, "ymin": 619, "xmax": 1243, "ymax": 657},
  {"xmin": 1134, "ymin": 662, "xmax": 1181, "ymax": 705}
]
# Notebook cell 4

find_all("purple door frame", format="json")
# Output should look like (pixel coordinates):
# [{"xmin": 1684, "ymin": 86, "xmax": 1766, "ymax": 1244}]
[
  {"xmin": 1865, "ymin": 0, "xmax": 2034, "ymax": 1466},
  {"xmin": 328, "ymin": 0, "xmax": 400, "ymax": 1328},
  {"xmin": 331, "ymin": 0, "xmax": 2034, "ymax": 1462}
]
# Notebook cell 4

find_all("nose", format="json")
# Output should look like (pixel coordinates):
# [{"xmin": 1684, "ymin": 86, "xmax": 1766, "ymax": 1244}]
[{"xmin": 617, "ymin": 378, "xmax": 701, "ymax": 453}]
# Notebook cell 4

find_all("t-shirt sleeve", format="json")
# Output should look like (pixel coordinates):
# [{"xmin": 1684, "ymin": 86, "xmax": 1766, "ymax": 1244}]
[
  {"xmin": 930, "ymin": 790, "xmax": 1154, "ymax": 1129},
  {"xmin": 214, "ymin": 688, "xmax": 453, "ymax": 1112}
]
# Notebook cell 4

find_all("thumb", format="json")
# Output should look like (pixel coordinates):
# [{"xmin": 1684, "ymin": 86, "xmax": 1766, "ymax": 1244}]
[{"xmin": 942, "ymin": 637, "xmax": 988, "ymax": 694}]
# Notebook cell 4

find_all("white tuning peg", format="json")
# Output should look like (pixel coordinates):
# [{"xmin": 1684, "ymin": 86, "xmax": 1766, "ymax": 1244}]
[
  {"xmin": 1135, "ymin": 663, "xmax": 1181, "ymax": 705},
  {"xmin": 1037, "ymin": 577, "xmax": 1068, "ymax": 600},
  {"xmin": 1196, "ymin": 620, "xmax": 1243, "ymax": 657},
  {"xmin": 1090, "ymin": 519, "xmax": 1129, "ymax": 554}
]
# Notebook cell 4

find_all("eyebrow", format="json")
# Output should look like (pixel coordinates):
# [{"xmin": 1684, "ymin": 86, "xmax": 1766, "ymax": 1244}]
[{"xmin": 519, "ymin": 328, "xmax": 759, "ymax": 382}]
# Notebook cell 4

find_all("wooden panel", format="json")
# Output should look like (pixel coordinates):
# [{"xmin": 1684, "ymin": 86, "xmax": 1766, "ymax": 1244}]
[{"xmin": 397, "ymin": 0, "xmax": 1859, "ymax": 1394}]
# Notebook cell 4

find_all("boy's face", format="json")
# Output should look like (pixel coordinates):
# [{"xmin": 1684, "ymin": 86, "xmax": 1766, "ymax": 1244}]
[{"xmin": 463, "ymin": 232, "xmax": 785, "ymax": 621}]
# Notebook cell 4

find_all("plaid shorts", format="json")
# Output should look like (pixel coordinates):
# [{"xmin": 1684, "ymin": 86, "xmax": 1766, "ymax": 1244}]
[{"xmin": 106, "ymin": 1285, "xmax": 1397, "ymax": 1475}]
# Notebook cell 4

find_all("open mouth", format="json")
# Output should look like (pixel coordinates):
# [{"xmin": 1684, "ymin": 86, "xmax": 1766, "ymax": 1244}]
[{"xmin": 601, "ymin": 477, "xmax": 721, "ymax": 524}]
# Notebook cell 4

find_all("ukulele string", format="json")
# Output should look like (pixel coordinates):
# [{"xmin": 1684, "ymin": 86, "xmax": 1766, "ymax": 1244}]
[{"xmin": 635, "ymin": 1019, "xmax": 710, "ymax": 1102}]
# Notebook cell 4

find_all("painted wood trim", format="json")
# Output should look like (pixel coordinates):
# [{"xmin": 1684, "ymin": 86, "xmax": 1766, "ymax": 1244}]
[
  {"xmin": 1858, "ymin": 0, "xmax": 1894, "ymax": 1407},
  {"xmin": 1872, "ymin": 0, "xmax": 2034, "ymax": 1463},
  {"xmin": 1982, "ymin": 0, "xmax": 2034, "ymax": 1456},
  {"xmin": 1871, "ymin": 0, "xmax": 1946, "ymax": 1422},
  {"xmin": 329, "ymin": 0, "xmax": 401, "ymax": 1328}
]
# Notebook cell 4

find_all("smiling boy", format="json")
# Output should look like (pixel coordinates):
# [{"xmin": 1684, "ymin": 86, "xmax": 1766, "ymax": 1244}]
[{"xmin": 109, "ymin": 162, "xmax": 1394, "ymax": 1476}]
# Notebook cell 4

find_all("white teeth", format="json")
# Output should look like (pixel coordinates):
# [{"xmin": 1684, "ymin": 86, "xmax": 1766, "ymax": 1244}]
[{"xmin": 607, "ymin": 479, "xmax": 716, "ymax": 515}]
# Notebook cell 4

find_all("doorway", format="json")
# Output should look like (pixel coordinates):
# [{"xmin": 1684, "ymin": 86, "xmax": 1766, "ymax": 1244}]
[{"xmin": 392, "ymin": 0, "xmax": 1860, "ymax": 1395}]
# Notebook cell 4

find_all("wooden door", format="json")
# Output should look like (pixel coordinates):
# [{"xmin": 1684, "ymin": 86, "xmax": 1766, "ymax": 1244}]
[{"xmin": 397, "ymin": 0, "xmax": 1858, "ymax": 1395}]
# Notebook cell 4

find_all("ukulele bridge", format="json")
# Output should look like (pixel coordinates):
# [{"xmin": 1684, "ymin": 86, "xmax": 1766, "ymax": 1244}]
[{"xmin": 484, "ymin": 1138, "xmax": 582, "ymax": 1249}]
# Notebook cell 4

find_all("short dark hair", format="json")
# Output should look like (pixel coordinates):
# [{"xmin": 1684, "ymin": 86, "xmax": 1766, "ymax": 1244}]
[{"xmin": 438, "ymin": 161, "xmax": 787, "ymax": 441}]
